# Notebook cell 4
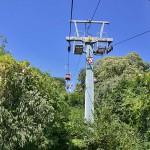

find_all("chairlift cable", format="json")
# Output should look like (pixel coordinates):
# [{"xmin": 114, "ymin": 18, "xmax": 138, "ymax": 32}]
[
  {"xmin": 114, "ymin": 29, "xmax": 150, "ymax": 47},
  {"xmin": 69, "ymin": 0, "xmax": 74, "ymax": 39},
  {"xmin": 66, "ymin": 0, "xmax": 74, "ymax": 75},
  {"xmin": 87, "ymin": 0, "xmax": 102, "ymax": 32}
]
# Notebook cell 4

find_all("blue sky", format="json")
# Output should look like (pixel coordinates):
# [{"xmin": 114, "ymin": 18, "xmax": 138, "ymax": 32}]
[{"xmin": 0, "ymin": 0, "xmax": 150, "ymax": 83}]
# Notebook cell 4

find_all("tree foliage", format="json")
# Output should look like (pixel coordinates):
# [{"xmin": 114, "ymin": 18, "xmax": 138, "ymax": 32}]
[
  {"xmin": 0, "ymin": 54, "xmax": 69, "ymax": 150},
  {"xmin": 0, "ymin": 50, "xmax": 150, "ymax": 150},
  {"xmin": 69, "ymin": 53, "xmax": 150, "ymax": 149}
]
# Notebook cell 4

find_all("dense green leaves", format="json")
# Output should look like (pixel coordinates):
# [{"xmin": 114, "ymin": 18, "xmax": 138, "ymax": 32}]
[
  {"xmin": 92, "ymin": 53, "xmax": 150, "ymax": 149},
  {"xmin": 0, "ymin": 54, "xmax": 69, "ymax": 150},
  {"xmin": 0, "ymin": 51, "xmax": 149, "ymax": 149},
  {"xmin": 68, "ymin": 53, "xmax": 150, "ymax": 149}
]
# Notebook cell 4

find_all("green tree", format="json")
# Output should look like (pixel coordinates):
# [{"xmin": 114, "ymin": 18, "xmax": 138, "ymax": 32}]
[
  {"xmin": 70, "ymin": 53, "xmax": 149, "ymax": 149},
  {"xmin": 0, "ymin": 54, "xmax": 69, "ymax": 150},
  {"xmin": 92, "ymin": 53, "xmax": 150, "ymax": 149}
]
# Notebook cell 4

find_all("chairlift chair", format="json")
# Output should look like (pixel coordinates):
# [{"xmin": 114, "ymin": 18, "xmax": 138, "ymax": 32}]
[
  {"xmin": 94, "ymin": 41, "xmax": 107, "ymax": 55},
  {"xmin": 94, "ymin": 47, "xmax": 106, "ymax": 55},
  {"xmin": 94, "ymin": 41, "xmax": 113, "ymax": 55},
  {"xmin": 73, "ymin": 42, "xmax": 84, "ymax": 55},
  {"xmin": 65, "ymin": 73, "xmax": 71, "ymax": 81}
]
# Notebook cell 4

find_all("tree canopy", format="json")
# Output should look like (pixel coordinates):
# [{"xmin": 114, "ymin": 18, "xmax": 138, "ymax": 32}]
[
  {"xmin": 69, "ymin": 53, "xmax": 150, "ymax": 149},
  {"xmin": 0, "ymin": 50, "xmax": 149, "ymax": 150},
  {"xmin": 0, "ymin": 52, "xmax": 69, "ymax": 150}
]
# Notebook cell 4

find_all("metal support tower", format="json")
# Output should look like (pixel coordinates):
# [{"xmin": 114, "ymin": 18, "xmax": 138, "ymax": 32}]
[
  {"xmin": 66, "ymin": 20, "xmax": 113, "ymax": 123},
  {"xmin": 85, "ymin": 43, "xmax": 94, "ymax": 123}
]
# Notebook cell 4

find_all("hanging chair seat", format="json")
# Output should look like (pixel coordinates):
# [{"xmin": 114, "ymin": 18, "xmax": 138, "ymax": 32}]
[
  {"xmin": 65, "ymin": 73, "xmax": 71, "ymax": 81},
  {"xmin": 74, "ymin": 44, "xmax": 83, "ymax": 55},
  {"xmin": 95, "ymin": 47, "xmax": 106, "ymax": 55}
]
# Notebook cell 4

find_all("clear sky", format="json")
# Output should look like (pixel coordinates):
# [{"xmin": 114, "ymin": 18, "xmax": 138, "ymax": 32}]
[{"xmin": 0, "ymin": 0, "xmax": 150, "ymax": 84}]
